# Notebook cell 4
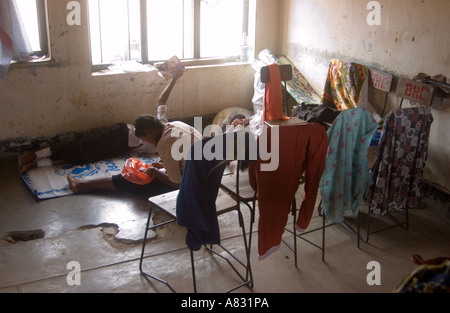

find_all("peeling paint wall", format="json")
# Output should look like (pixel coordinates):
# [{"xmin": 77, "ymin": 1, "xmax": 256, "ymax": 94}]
[
  {"xmin": 279, "ymin": 0, "xmax": 450, "ymax": 192},
  {"xmin": 0, "ymin": 0, "xmax": 267, "ymax": 141}
]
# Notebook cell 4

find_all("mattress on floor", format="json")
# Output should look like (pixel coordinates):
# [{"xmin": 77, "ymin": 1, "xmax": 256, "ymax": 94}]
[{"xmin": 20, "ymin": 153, "xmax": 157, "ymax": 200}]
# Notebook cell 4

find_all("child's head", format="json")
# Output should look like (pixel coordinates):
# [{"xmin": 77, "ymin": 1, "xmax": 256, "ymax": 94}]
[
  {"xmin": 134, "ymin": 115, "xmax": 164, "ymax": 145},
  {"xmin": 231, "ymin": 114, "xmax": 249, "ymax": 127}
]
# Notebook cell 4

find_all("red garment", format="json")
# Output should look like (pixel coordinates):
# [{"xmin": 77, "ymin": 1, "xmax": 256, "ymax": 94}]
[
  {"xmin": 263, "ymin": 63, "xmax": 289, "ymax": 123},
  {"xmin": 249, "ymin": 124, "xmax": 328, "ymax": 260},
  {"xmin": 0, "ymin": 26, "xmax": 12, "ymax": 50}
]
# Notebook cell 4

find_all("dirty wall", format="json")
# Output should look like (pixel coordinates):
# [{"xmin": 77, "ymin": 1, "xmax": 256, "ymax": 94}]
[{"xmin": 280, "ymin": 0, "xmax": 450, "ymax": 192}]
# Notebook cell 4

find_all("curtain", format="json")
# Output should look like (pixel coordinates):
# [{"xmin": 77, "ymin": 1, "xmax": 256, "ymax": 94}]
[{"xmin": 0, "ymin": 0, "xmax": 33, "ymax": 79}]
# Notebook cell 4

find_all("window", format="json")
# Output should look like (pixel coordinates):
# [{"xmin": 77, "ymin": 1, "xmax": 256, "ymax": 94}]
[
  {"xmin": 88, "ymin": 0, "xmax": 250, "ymax": 69},
  {"xmin": 14, "ymin": 0, "xmax": 49, "ymax": 60}
]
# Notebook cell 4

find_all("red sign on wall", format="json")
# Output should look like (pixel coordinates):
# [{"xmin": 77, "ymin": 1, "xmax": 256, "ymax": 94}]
[
  {"xmin": 369, "ymin": 69, "xmax": 393, "ymax": 92},
  {"xmin": 396, "ymin": 77, "xmax": 434, "ymax": 106}
]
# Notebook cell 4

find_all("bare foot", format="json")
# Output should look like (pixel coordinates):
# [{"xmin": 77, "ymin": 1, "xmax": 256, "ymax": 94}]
[
  {"xmin": 19, "ymin": 151, "xmax": 37, "ymax": 166},
  {"xmin": 67, "ymin": 175, "xmax": 80, "ymax": 193}
]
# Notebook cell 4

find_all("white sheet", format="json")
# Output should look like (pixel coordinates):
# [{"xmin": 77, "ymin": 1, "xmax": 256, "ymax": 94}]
[{"xmin": 21, "ymin": 153, "xmax": 157, "ymax": 199}]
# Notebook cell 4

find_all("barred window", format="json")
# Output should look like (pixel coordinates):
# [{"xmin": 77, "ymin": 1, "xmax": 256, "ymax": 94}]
[
  {"xmin": 88, "ymin": 0, "xmax": 250, "ymax": 70},
  {"xmin": 14, "ymin": 0, "xmax": 49, "ymax": 61}
]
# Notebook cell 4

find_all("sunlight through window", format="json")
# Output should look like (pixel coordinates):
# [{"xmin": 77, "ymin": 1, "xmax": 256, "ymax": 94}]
[
  {"xmin": 88, "ymin": 0, "xmax": 250, "ymax": 67},
  {"xmin": 15, "ymin": 0, "xmax": 41, "ymax": 52}
]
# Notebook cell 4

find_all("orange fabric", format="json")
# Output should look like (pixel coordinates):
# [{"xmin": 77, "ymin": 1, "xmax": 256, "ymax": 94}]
[
  {"xmin": 121, "ymin": 158, "xmax": 154, "ymax": 185},
  {"xmin": 263, "ymin": 63, "xmax": 289, "ymax": 123},
  {"xmin": 249, "ymin": 123, "xmax": 328, "ymax": 260}
]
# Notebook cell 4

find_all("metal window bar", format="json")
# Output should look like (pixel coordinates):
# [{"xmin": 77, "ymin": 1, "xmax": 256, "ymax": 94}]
[
  {"xmin": 139, "ymin": 0, "xmax": 148, "ymax": 63},
  {"xmin": 90, "ymin": 0, "xmax": 249, "ymax": 69},
  {"xmin": 36, "ymin": 0, "xmax": 49, "ymax": 57},
  {"xmin": 96, "ymin": 0, "xmax": 104, "ymax": 64}
]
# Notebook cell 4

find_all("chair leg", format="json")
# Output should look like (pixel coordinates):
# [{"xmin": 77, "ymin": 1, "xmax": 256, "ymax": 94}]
[
  {"xmin": 139, "ymin": 206, "xmax": 154, "ymax": 273},
  {"xmin": 190, "ymin": 249, "xmax": 197, "ymax": 293},
  {"xmin": 292, "ymin": 199, "xmax": 298, "ymax": 268},
  {"xmin": 285, "ymin": 199, "xmax": 330, "ymax": 267},
  {"xmin": 235, "ymin": 205, "xmax": 254, "ymax": 289},
  {"xmin": 366, "ymin": 208, "xmax": 372, "ymax": 243},
  {"xmin": 322, "ymin": 207, "xmax": 326, "ymax": 262},
  {"xmin": 365, "ymin": 206, "xmax": 409, "ymax": 244},
  {"xmin": 357, "ymin": 209, "xmax": 361, "ymax": 249},
  {"xmin": 139, "ymin": 206, "xmax": 177, "ymax": 293}
]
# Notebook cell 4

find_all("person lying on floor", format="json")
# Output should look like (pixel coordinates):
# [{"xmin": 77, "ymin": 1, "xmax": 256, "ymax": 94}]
[
  {"xmin": 225, "ymin": 114, "xmax": 250, "ymax": 132},
  {"xmin": 19, "ymin": 70, "xmax": 202, "ymax": 195},
  {"xmin": 19, "ymin": 71, "xmax": 183, "ymax": 174},
  {"xmin": 222, "ymin": 114, "xmax": 253, "ymax": 174},
  {"xmin": 67, "ymin": 113, "xmax": 248, "ymax": 195},
  {"xmin": 67, "ymin": 113, "xmax": 202, "ymax": 195}
]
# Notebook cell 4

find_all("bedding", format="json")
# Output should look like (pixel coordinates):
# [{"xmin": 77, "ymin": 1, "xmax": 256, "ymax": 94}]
[
  {"xmin": 212, "ymin": 107, "xmax": 254, "ymax": 129},
  {"xmin": 20, "ymin": 153, "xmax": 157, "ymax": 200}
]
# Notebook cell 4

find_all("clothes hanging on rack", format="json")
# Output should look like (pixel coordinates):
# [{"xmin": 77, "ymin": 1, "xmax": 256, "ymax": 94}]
[
  {"xmin": 249, "ymin": 123, "xmax": 328, "ymax": 260},
  {"xmin": 319, "ymin": 108, "xmax": 379, "ymax": 224},
  {"xmin": 262, "ymin": 63, "xmax": 289, "ymax": 123},
  {"xmin": 176, "ymin": 136, "xmax": 226, "ymax": 251},
  {"xmin": 365, "ymin": 106, "xmax": 433, "ymax": 216},
  {"xmin": 291, "ymin": 104, "xmax": 341, "ymax": 130},
  {"xmin": 321, "ymin": 59, "xmax": 369, "ymax": 111},
  {"xmin": 176, "ymin": 130, "xmax": 257, "ymax": 251}
]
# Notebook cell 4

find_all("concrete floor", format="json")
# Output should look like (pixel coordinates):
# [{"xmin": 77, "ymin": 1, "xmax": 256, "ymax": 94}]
[{"xmin": 1, "ymin": 151, "xmax": 450, "ymax": 294}]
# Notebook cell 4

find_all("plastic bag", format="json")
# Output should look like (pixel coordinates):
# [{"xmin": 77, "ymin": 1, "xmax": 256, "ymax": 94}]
[
  {"xmin": 121, "ymin": 158, "xmax": 154, "ymax": 185},
  {"xmin": 251, "ymin": 59, "xmax": 266, "ymax": 113}
]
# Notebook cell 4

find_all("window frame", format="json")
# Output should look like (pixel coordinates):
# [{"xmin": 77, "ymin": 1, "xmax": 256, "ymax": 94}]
[
  {"xmin": 90, "ymin": 0, "xmax": 250, "ymax": 72},
  {"xmin": 12, "ymin": 0, "xmax": 50, "ymax": 62}
]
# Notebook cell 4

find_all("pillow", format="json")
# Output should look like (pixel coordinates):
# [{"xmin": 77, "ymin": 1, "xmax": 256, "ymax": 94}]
[{"xmin": 212, "ymin": 107, "xmax": 254, "ymax": 128}]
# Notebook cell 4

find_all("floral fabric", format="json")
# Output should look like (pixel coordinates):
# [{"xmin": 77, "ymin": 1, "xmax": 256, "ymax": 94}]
[
  {"xmin": 319, "ymin": 108, "xmax": 379, "ymax": 224},
  {"xmin": 365, "ymin": 107, "xmax": 433, "ymax": 215},
  {"xmin": 321, "ymin": 59, "xmax": 369, "ymax": 111}
]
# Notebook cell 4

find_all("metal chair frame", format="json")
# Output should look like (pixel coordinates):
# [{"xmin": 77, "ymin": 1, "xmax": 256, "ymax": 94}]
[{"xmin": 139, "ymin": 161, "xmax": 255, "ymax": 293}]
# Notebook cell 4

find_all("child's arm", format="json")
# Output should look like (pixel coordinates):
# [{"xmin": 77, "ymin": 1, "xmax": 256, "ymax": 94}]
[
  {"xmin": 157, "ymin": 70, "xmax": 184, "ymax": 107},
  {"xmin": 151, "ymin": 162, "xmax": 164, "ymax": 169},
  {"xmin": 145, "ymin": 167, "xmax": 180, "ymax": 189},
  {"xmin": 156, "ymin": 71, "xmax": 183, "ymax": 123}
]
